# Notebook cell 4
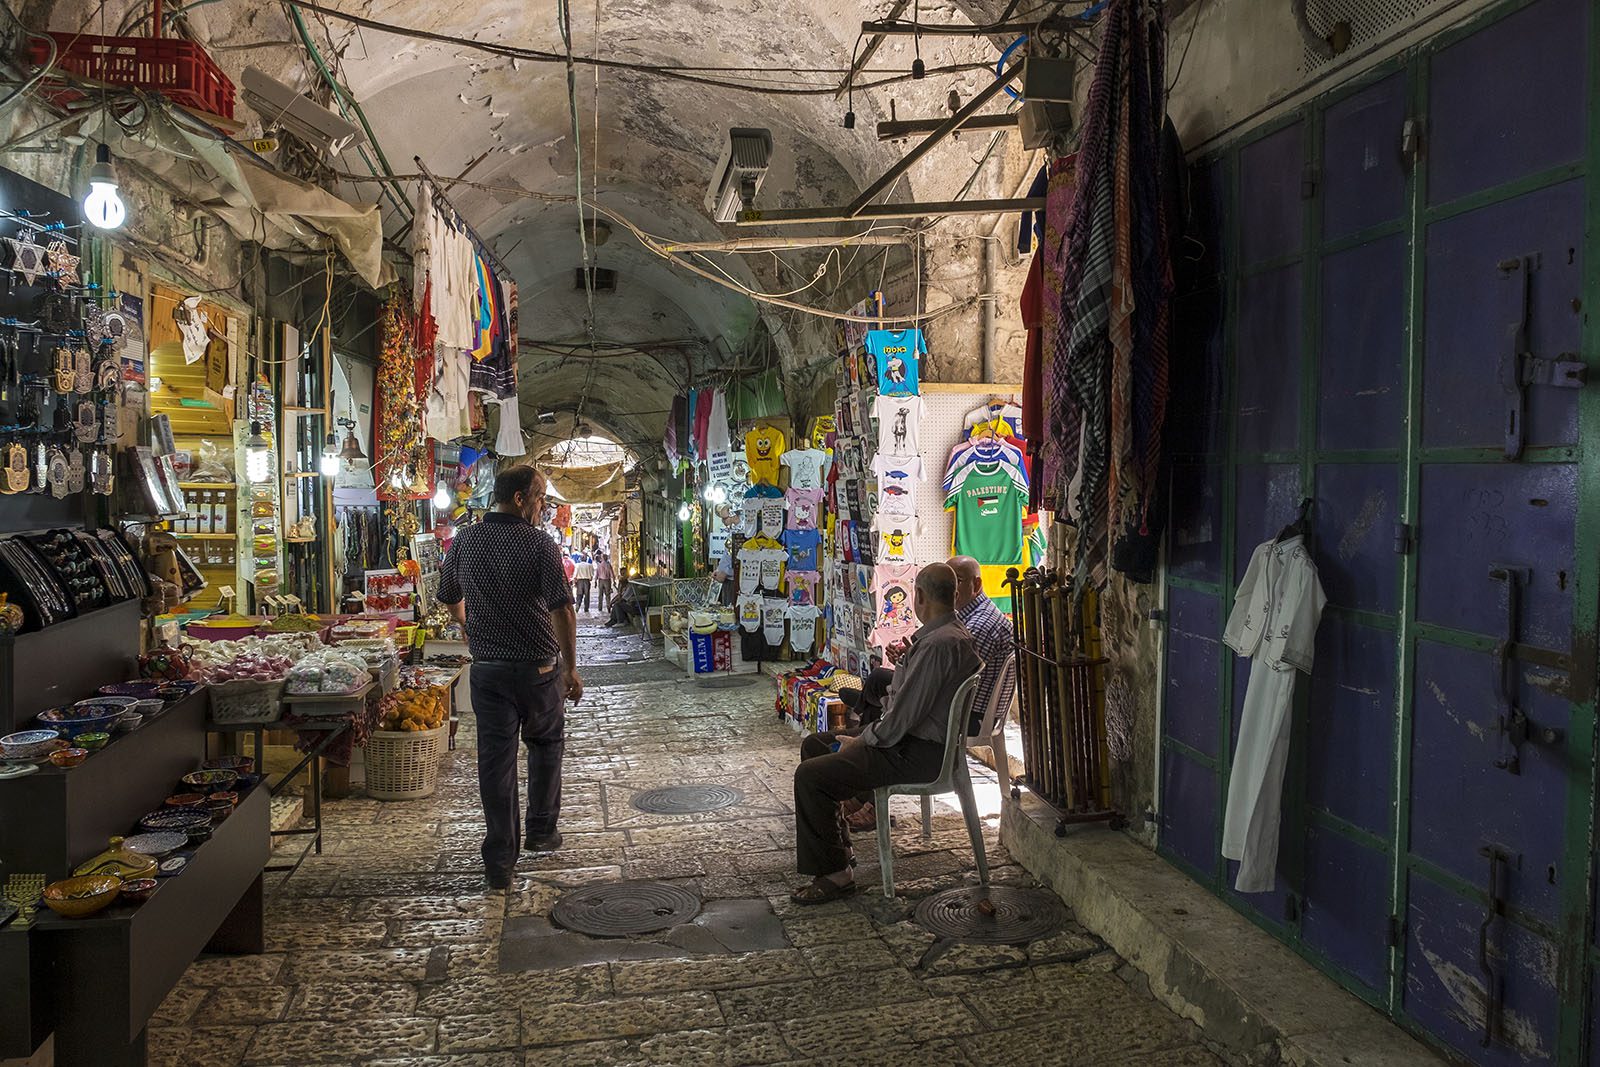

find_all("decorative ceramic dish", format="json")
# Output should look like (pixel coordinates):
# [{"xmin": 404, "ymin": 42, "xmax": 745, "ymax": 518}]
[
  {"xmin": 41, "ymin": 875, "xmax": 122, "ymax": 918},
  {"xmin": 156, "ymin": 854, "xmax": 190, "ymax": 877},
  {"xmin": 0, "ymin": 729, "xmax": 59, "ymax": 760},
  {"xmin": 138, "ymin": 809, "xmax": 212, "ymax": 835},
  {"xmin": 123, "ymin": 832, "xmax": 188, "ymax": 857},
  {"xmin": 181, "ymin": 769, "xmax": 238, "ymax": 793},
  {"xmin": 76, "ymin": 732, "xmax": 110, "ymax": 751},
  {"xmin": 78, "ymin": 695, "xmax": 139, "ymax": 711},
  {"xmin": 202, "ymin": 755, "xmax": 255, "ymax": 775},
  {"xmin": 164, "ymin": 793, "xmax": 206, "ymax": 808},
  {"xmin": 73, "ymin": 838, "xmax": 158, "ymax": 880},
  {"xmin": 98, "ymin": 680, "xmax": 167, "ymax": 699},
  {"xmin": 49, "ymin": 747, "xmax": 87, "ymax": 768},
  {"xmin": 119, "ymin": 878, "xmax": 159, "ymax": 903},
  {"xmin": 37, "ymin": 703, "xmax": 126, "ymax": 739},
  {"xmin": 130, "ymin": 699, "xmax": 165, "ymax": 718},
  {"xmin": 0, "ymin": 762, "xmax": 38, "ymax": 779},
  {"xmin": 114, "ymin": 711, "xmax": 144, "ymax": 733}
]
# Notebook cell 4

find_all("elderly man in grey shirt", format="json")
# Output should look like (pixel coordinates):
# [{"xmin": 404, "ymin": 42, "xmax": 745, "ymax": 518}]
[{"xmin": 790, "ymin": 562, "xmax": 981, "ymax": 905}]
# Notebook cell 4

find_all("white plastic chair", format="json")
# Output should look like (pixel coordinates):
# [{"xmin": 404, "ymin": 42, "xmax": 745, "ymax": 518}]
[
  {"xmin": 874, "ymin": 672, "xmax": 988, "ymax": 899},
  {"xmin": 966, "ymin": 654, "xmax": 1018, "ymax": 797}
]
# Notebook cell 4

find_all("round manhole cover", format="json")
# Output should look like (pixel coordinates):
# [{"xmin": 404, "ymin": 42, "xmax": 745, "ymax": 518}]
[
  {"xmin": 914, "ymin": 886, "xmax": 1067, "ymax": 945},
  {"xmin": 629, "ymin": 783, "xmax": 746, "ymax": 815},
  {"xmin": 694, "ymin": 675, "xmax": 765, "ymax": 689},
  {"xmin": 551, "ymin": 881, "xmax": 703, "ymax": 937}
]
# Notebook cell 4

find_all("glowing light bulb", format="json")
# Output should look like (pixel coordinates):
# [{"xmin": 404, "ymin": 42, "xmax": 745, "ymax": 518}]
[
  {"xmin": 677, "ymin": 502, "xmax": 691, "ymax": 521},
  {"xmin": 82, "ymin": 144, "xmax": 125, "ymax": 230},
  {"xmin": 245, "ymin": 422, "xmax": 272, "ymax": 484},
  {"xmin": 432, "ymin": 483, "xmax": 452, "ymax": 510},
  {"xmin": 319, "ymin": 433, "xmax": 339, "ymax": 477}
]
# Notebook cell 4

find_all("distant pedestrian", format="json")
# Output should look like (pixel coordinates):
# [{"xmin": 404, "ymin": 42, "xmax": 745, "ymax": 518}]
[
  {"xmin": 562, "ymin": 551, "xmax": 576, "ymax": 600},
  {"xmin": 573, "ymin": 553, "xmax": 596, "ymax": 614},
  {"xmin": 595, "ymin": 553, "xmax": 615, "ymax": 613}
]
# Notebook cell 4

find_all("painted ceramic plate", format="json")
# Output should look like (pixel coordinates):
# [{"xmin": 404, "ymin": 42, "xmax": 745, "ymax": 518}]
[
  {"xmin": 122, "ymin": 832, "xmax": 187, "ymax": 857},
  {"xmin": 0, "ymin": 763, "xmax": 38, "ymax": 779},
  {"xmin": 157, "ymin": 854, "xmax": 191, "ymax": 877},
  {"xmin": 138, "ymin": 809, "xmax": 211, "ymax": 834}
]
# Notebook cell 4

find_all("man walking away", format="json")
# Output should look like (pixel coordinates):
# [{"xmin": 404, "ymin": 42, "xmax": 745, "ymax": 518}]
[
  {"xmin": 573, "ymin": 553, "xmax": 595, "ymax": 614},
  {"xmin": 595, "ymin": 553, "xmax": 614, "ymax": 613},
  {"xmin": 562, "ymin": 551, "xmax": 576, "ymax": 600},
  {"xmin": 438, "ymin": 466, "xmax": 584, "ymax": 890}
]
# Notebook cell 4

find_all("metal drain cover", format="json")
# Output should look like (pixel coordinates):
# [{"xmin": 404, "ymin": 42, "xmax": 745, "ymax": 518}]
[
  {"xmin": 630, "ymin": 783, "xmax": 746, "ymax": 815},
  {"xmin": 914, "ymin": 886, "xmax": 1067, "ymax": 945},
  {"xmin": 551, "ymin": 880, "xmax": 703, "ymax": 937}
]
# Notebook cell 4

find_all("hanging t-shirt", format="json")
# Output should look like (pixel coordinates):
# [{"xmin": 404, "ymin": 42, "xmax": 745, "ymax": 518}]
[
  {"xmin": 872, "ymin": 563, "xmax": 919, "ymax": 648},
  {"xmin": 877, "ymin": 519, "xmax": 920, "ymax": 565},
  {"xmin": 737, "ymin": 536, "xmax": 786, "ymax": 594},
  {"xmin": 873, "ymin": 395, "xmax": 925, "ymax": 458},
  {"xmin": 759, "ymin": 497, "xmax": 787, "ymax": 539},
  {"xmin": 871, "ymin": 453, "xmax": 925, "ymax": 493},
  {"xmin": 745, "ymin": 425, "xmax": 787, "ymax": 486},
  {"xmin": 781, "ymin": 447, "xmax": 831, "ymax": 490},
  {"xmin": 876, "ymin": 482, "xmax": 917, "ymax": 527},
  {"xmin": 788, "ymin": 604, "xmax": 821, "ymax": 654},
  {"xmin": 785, "ymin": 487, "xmax": 824, "ymax": 531},
  {"xmin": 705, "ymin": 389, "xmax": 733, "ymax": 472},
  {"xmin": 741, "ymin": 484, "xmax": 783, "ymax": 534},
  {"xmin": 784, "ymin": 527, "xmax": 822, "ymax": 572},
  {"xmin": 737, "ymin": 594, "xmax": 763, "ymax": 633},
  {"xmin": 762, "ymin": 599, "xmax": 789, "ymax": 647},
  {"xmin": 788, "ymin": 570, "xmax": 820, "ymax": 605},
  {"xmin": 865, "ymin": 329, "xmax": 926, "ymax": 396},
  {"xmin": 945, "ymin": 460, "xmax": 1030, "ymax": 567}
]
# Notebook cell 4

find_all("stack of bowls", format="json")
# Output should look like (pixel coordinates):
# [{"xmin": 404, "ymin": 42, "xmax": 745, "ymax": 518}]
[
  {"xmin": 37, "ymin": 703, "xmax": 126, "ymax": 740},
  {"xmin": 0, "ymin": 729, "xmax": 60, "ymax": 760}
]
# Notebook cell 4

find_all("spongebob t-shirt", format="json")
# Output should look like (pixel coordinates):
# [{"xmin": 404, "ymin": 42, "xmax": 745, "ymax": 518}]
[{"xmin": 745, "ymin": 425, "xmax": 787, "ymax": 486}]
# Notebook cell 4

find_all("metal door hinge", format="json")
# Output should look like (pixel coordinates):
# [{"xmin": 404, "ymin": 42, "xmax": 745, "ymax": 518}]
[
  {"xmin": 1301, "ymin": 164, "xmax": 1320, "ymax": 200},
  {"xmin": 1401, "ymin": 117, "xmax": 1424, "ymax": 172},
  {"xmin": 1499, "ymin": 254, "xmax": 1587, "ymax": 461},
  {"xmin": 1393, "ymin": 522, "xmax": 1414, "ymax": 555},
  {"xmin": 1284, "ymin": 894, "xmax": 1301, "ymax": 922},
  {"xmin": 1387, "ymin": 914, "xmax": 1405, "ymax": 948}
]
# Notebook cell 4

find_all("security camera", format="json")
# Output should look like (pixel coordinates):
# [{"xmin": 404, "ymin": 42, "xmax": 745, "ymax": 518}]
[
  {"xmin": 241, "ymin": 68, "xmax": 367, "ymax": 157},
  {"xmin": 705, "ymin": 128, "xmax": 773, "ymax": 224}
]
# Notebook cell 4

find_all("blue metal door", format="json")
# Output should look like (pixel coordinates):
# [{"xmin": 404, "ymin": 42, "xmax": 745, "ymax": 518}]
[{"xmin": 1159, "ymin": 0, "xmax": 1599, "ymax": 1061}]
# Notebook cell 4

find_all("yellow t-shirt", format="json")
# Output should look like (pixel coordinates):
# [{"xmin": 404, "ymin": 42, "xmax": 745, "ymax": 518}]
[{"xmin": 745, "ymin": 425, "xmax": 787, "ymax": 486}]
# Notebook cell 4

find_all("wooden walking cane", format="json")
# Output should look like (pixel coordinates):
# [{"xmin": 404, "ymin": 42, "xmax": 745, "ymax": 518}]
[{"xmin": 1046, "ymin": 578, "xmax": 1081, "ymax": 811}]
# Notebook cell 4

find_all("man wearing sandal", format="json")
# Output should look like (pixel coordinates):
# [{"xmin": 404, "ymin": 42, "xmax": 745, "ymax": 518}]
[{"xmin": 790, "ymin": 562, "xmax": 980, "ymax": 905}]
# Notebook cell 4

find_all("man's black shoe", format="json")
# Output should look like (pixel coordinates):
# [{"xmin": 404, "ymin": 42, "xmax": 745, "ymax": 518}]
[
  {"xmin": 487, "ymin": 872, "xmax": 513, "ymax": 890},
  {"xmin": 523, "ymin": 832, "xmax": 563, "ymax": 853}
]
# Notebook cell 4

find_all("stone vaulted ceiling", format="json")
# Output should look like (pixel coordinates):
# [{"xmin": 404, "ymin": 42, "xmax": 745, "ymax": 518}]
[{"xmin": 46, "ymin": 0, "xmax": 1039, "ymax": 454}]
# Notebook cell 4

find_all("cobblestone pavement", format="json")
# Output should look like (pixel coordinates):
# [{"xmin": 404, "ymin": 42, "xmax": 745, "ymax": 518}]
[{"xmin": 149, "ymin": 624, "xmax": 1221, "ymax": 1066}]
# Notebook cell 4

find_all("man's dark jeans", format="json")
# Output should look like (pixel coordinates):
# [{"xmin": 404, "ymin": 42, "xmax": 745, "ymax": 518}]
[{"xmin": 470, "ymin": 661, "xmax": 564, "ymax": 879}]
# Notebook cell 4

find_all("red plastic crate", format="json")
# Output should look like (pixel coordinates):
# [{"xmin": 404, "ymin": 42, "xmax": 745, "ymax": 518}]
[{"xmin": 30, "ymin": 31, "xmax": 235, "ymax": 120}]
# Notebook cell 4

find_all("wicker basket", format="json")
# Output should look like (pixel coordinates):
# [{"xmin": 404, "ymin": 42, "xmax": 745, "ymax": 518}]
[
  {"xmin": 363, "ymin": 723, "xmax": 448, "ymax": 800},
  {"xmin": 208, "ymin": 679, "xmax": 284, "ymax": 724}
]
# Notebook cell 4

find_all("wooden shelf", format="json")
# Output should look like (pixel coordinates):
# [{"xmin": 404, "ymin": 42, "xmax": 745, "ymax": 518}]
[
  {"xmin": 178, "ymin": 482, "xmax": 237, "ymax": 491},
  {"xmin": 172, "ymin": 533, "xmax": 234, "ymax": 540},
  {"xmin": 283, "ymin": 407, "xmax": 327, "ymax": 416}
]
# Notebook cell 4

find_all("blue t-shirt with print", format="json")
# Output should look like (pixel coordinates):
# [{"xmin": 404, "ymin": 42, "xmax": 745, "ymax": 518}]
[
  {"xmin": 784, "ymin": 527, "xmax": 822, "ymax": 572},
  {"xmin": 866, "ymin": 329, "xmax": 925, "ymax": 396}
]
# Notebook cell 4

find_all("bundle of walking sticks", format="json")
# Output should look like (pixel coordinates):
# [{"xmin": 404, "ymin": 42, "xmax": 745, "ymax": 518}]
[{"xmin": 1004, "ymin": 568, "xmax": 1121, "ymax": 832}]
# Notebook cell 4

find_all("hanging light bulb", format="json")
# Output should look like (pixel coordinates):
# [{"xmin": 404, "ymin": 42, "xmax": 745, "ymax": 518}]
[
  {"xmin": 319, "ymin": 432, "xmax": 340, "ymax": 477},
  {"xmin": 82, "ymin": 143, "xmax": 126, "ymax": 230},
  {"xmin": 677, "ymin": 502, "xmax": 692, "ymax": 521},
  {"xmin": 709, "ymin": 485, "xmax": 728, "ymax": 505},
  {"xmin": 432, "ymin": 482, "xmax": 452, "ymax": 510},
  {"xmin": 245, "ymin": 422, "xmax": 272, "ymax": 484}
]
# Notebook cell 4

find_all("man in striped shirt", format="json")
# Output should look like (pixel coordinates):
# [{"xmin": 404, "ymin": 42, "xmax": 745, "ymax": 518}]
[{"xmin": 950, "ymin": 555, "xmax": 1015, "ymax": 734}]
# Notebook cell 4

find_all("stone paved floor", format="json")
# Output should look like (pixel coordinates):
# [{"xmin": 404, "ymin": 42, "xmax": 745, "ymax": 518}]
[{"xmin": 148, "ymin": 621, "xmax": 1222, "ymax": 1067}]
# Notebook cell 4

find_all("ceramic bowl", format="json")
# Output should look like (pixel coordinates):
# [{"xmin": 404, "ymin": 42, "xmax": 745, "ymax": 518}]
[
  {"xmin": 79, "ymin": 695, "xmax": 139, "ymax": 711},
  {"xmin": 0, "ymin": 729, "xmax": 59, "ymax": 760},
  {"xmin": 41, "ymin": 875, "xmax": 122, "ymax": 918},
  {"xmin": 76, "ymin": 732, "xmax": 110, "ymax": 751},
  {"xmin": 181, "ymin": 769, "xmax": 238, "ymax": 794},
  {"xmin": 119, "ymin": 877, "xmax": 158, "ymax": 904},
  {"xmin": 49, "ymin": 747, "xmax": 87, "ymax": 768},
  {"xmin": 37, "ymin": 703, "xmax": 126, "ymax": 739},
  {"xmin": 138, "ymin": 809, "xmax": 212, "ymax": 835},
  {"xmin": 202, "ymin": 755, "xmax": 255, "ymax": 775},
  {"xmin": 98, "ymin": 680, "xmax": 166, "ymax": 699},
  {"xmin": 123, "ymin": 832, "xmax": 188, "ymax": 857},
  {"xmin": 204, "ymin": 797, "xmax": 233, "ymax": 822},
  {"xmin": 164, "ymin": 793, "xmax": 206, "ymax": 808},
  {"xmin": 114, "ymin": 712, "xmax": 144, "ymax": 733},
  {"xmin": 156, "ymin": 682, "xmax": 197, "ymax": 703},
  {"xmin": 234, "ymin": 772, "xmax": 262, "ymax": 792},
  {"xmin": 131, "ymin": 699, "xmax": 165, "ymax": 718}
]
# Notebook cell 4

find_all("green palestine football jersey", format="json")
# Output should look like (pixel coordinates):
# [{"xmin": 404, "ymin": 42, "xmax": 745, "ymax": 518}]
[{"xmin": 944, "ymin": 460, "xmax": 1028, "ymax": 566}]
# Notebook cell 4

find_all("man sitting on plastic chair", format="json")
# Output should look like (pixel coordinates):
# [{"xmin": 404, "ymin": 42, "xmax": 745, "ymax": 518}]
[{"xmin": 790, "ymin": 562, "xmax": 981, "ymax": 906}]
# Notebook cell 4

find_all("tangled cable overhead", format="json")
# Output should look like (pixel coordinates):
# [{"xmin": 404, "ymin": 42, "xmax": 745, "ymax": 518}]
[{"xmin": 279, "ymin": 0, "xmax": 993, "ymax": 96}]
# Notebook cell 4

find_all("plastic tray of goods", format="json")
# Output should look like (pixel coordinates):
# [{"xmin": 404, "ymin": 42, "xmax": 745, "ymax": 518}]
[
  {"xmin": 209, "ymin": 679, "xmax": 286, "ymax": 724},
  {"xmin": 280, "ymin": 680, "xmax": 376, "ymax": 718}
]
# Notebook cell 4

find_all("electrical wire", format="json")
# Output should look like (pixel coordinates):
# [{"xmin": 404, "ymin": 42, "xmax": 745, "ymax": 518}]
[{"xmin": 278, "ymin": 0, "xmax": 997, "ymax": 96}]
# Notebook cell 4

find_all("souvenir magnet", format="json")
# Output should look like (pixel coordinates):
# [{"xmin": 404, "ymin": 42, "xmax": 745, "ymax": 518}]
[
  {"xmin": 45, "ymin": 239, "xmax": 78, "ymax": 286},
  {"xmin": 73, "ymin": 348, "xmax": 92, "ymax": 394},
  {"xmin": 91, "ymin": 448, "xmax": 113, "ymax": 495},
  {"xmin": 5, "ymin": 233, "xmax": 43, "ymax": 285},
  {"xmin": 96, "ymin": 356, "xmax": 118, "ymax": 391},
  {"xmin": 46, "ymin": 446, "xmax": 67, "ymax": 498},
  {"xmin": 75, "ymin": 402, "xmax": 97, "ymax": 443},
  {"xmin": 52, "ymin": 347, "xmax": 73, "ymax": 393},
  {"xmin": 66, "ymin": 449, "xmax": 84, "ymax": 494}
]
